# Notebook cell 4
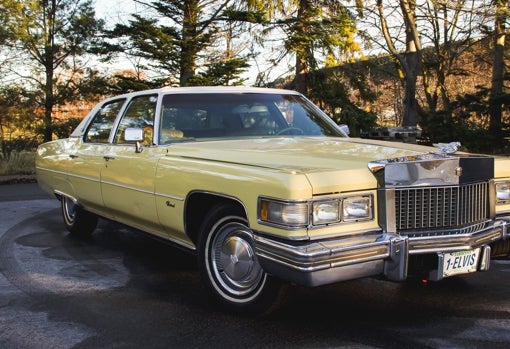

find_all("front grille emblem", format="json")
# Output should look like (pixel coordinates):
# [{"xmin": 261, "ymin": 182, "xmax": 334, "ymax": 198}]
[{"xmin": 455, "ymin": 167, "xmax": 463, "ymax": 177}]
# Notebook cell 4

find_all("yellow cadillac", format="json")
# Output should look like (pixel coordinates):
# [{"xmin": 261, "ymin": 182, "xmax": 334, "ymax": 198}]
[{"xmin": 36, "ymin": 86, "xmax": 510, "ymax": 313}]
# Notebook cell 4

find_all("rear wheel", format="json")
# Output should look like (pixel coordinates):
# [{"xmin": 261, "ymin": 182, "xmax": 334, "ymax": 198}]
[
  {"xmin": 197, "ymin": 204, "xmax": 285, "ymax": 314},
  {"xmin": 61, "ymin": 196, "xmax": 98, "ymax": 238}
]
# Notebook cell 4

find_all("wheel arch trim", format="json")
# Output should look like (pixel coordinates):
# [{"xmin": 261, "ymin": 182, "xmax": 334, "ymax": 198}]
[
  {"xmin": 54, "ymin": 190, "xmax": 78, "ymax": 205},
  {"xmin": 184, "ymin": 190, "xmax": 248, "ymax": 245}
]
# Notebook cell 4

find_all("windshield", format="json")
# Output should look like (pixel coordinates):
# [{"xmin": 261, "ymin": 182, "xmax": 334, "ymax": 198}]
[{"xmin": 158, "ymin": 93, "xmax": 346, "ymax": 144}]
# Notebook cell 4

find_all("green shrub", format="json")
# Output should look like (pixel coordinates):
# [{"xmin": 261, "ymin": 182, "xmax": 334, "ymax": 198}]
[{"xmin": 0, "ymin": 151, "xmax": 35, "ymax": 175}]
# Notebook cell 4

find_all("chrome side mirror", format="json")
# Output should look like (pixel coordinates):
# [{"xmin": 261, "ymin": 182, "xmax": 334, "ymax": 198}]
[
  {"xmin": 124, "ymin": 128, "xmax": 144, "ymax": 142},
  {"xmin": 338, "ymin": 124, "xmax": 350, "ymax": 136},
  {"xmin": 124, "ymin": 128, "xmax": 144, "ymax": 153}
]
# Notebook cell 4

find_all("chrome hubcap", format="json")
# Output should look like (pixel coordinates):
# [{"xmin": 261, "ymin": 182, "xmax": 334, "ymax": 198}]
[
  {"xmin": 211, "ymin": 222, "xmax": 264, "ymax": 297},
  {"xmin": 64, "ymin": 198, "xmax": 76, "ymax": 222},
  {"xmin": 220, "ymin": 236, "xmax": 256, "ymax": 282}
]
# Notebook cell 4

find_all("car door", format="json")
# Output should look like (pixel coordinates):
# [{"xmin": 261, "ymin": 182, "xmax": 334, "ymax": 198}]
[
  {"xmin": 100, "ymin": 94, "xmax": 167, "ymax": 236},
  {"xmin": 66, "ymin": 98, "xmax": 126, "ymax": 212}
]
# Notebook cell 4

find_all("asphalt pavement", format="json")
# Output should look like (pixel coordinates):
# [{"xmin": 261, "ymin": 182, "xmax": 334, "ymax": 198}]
[
  {"xmin": 1, "ymin": 182, "xmax": 510, "ymax": 348},
  {"xmin": 0, "ymin": 179, "xmax": 51, "ymax": 201}
]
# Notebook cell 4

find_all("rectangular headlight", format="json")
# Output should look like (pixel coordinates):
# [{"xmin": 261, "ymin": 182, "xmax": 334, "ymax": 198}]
[
  {"xmin": 343, "ymin": 196, "xmax": 372, "ymax": 221},
  {"xmin": 496, "ymin": 181, "xmax": 510, "ymax": 204},
  {"xmin": 259, "ymin": 199, "xmax": 309, "ymax": 227},
  {"xmin": 313, "ymin": 200, "xmax": 340, "ymax": 225},
  {"xmin": 259, "ymin": 194, "xmax": 373, "ymax": 228}
]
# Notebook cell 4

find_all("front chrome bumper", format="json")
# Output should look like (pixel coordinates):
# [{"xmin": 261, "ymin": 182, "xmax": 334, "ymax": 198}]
[{"xmin": 253, "ymin": 219, "xmax": 509, "ymax": 287}]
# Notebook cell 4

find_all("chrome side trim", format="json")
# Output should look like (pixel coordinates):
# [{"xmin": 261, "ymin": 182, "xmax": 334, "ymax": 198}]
[
  {"xmin": 38, "ymin": 166, "xmax": 100, "ymax": 184},
  {"xmin": 68, "ymin": 173, "xmax": 101, "ymax": 183},
  {"xmin": 41, "ymin": 167, "xmax": 184, "ymax": 201},
  {"xmin": 36, "ymin": 166, "xmax": 67, "ymax": 176},
  {"xmin": 155, "ymin": 192, "xmax": 185, "ymax": 201},
  {"xmin": 101, "ymin": 180, "xmax": 154, "ymax": 195},
  {"xmin": 80, "ymin": 205, "xmax": 197, "ymax": 251}
]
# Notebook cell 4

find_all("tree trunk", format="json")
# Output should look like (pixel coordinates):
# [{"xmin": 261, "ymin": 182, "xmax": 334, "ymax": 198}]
[
  {"xmin": 43, "ymin": 2, "xmax": 56, "ymax": 143},
  {"xmin": 43, "ymin": 68, "xmax": 54, "ymax": 142},
  {"xmin": 489, "ymin": 0, "xmax": 508, "ymax": 141},
  {"xmin": 401, "ymin": 0, "xmax": 421, "ymax": 127},
  {"xmin": 180, "ymin": 0, "xmax": 199, "ymax": 86},
  {"xmin": 294, "ymin": 0, "xmax": 310, "ymax": 94},
  {"xmin": 402, "ymin": 50, "xmax": 420, "ymax": 127},
  {"xmin": 376, "ymin": 0, "xmax": 422, "ymax": 127},
  {"xmin": 294, "ymin": 56, "xmax": 307, "ymax": 94}
]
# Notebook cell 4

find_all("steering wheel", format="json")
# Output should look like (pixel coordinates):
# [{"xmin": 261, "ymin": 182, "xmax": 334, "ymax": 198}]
[{"xmin": 276, "ymin": 127, "xmax": 304, "ymax": 135}]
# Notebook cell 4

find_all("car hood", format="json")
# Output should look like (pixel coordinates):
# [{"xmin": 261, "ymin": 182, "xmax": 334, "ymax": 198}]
[{"xmin": 170, "ymin": 137, "xmax": 436, "ymax": 194}]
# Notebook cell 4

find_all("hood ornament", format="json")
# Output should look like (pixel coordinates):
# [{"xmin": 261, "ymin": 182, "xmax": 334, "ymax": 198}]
[{"xmin": 433, "ymin": 142, "xmax": 461, "ymax": 154}]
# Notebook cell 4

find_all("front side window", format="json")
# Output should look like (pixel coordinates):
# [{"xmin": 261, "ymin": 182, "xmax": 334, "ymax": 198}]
[
  {"xmin": 84, "ymin": 99, "xmax": 126, "ymax": 143},
  {"xmin": 115, "ymin": 94, "xmax": 158, "ymax": 145}
]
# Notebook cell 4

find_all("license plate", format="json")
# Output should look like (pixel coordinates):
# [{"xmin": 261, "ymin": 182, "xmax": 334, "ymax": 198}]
[{"xmin": 442, "ymin": 248, "xmax": 480, "ymax": 277}]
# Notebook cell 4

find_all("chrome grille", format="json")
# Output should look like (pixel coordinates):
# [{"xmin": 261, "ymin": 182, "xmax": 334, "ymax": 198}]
[{"xmin": 395, "ymin": 182, "xmax": 489, "ymax": 230}]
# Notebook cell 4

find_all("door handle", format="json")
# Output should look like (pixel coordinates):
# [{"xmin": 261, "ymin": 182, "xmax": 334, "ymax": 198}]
[
  {"xmin": 103, "ymin": 156, "xmax": 116, "ymax": 161},
  {"xmin": 69, "ymin": 154, "xmax": 78, "ymax": 159}
]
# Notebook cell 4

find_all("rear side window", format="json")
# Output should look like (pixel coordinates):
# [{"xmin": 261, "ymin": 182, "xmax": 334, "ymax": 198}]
[{"xmin": 84, "ymin": 99, "xmax": 126, "ymax": 143}]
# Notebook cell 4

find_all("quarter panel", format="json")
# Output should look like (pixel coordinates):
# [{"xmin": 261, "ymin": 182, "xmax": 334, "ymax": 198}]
[{"xmin": 36, "ymin": 139, "xmax": 76, "ymax": 197}]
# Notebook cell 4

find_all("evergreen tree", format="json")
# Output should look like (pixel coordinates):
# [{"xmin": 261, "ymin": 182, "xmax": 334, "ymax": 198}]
[
  {"xmin": 248, "ymin": 0, "xmax": 359, "ymax": 93},
  {"xmin": 100, "ymin": 0, "xmax": 252, "ymax": 87}
]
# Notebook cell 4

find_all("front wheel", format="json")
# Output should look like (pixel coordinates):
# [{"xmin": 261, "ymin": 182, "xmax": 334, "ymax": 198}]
[
  {"xmin": 61, "ymin": 196, "xmax": 98, "ymax": 238},
  {"xmin": 197, "ymin": 204, "xmax": 285, "ymax": 314}
]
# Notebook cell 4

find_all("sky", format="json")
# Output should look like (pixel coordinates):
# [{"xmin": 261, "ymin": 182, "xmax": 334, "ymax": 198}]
[{"xmin": 95, "ymin": 0, "xmax": 139, "ymax": 25}]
